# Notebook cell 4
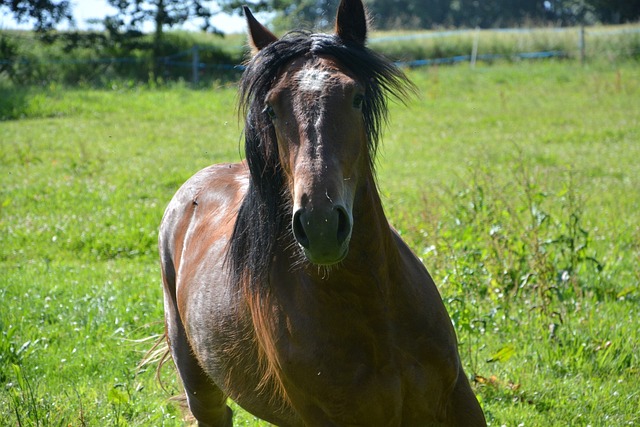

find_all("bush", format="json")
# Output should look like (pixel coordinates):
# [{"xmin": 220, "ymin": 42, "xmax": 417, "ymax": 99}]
[{"xmin": 0, "ymin": 30, "xmax": 245, "ymax": 87}]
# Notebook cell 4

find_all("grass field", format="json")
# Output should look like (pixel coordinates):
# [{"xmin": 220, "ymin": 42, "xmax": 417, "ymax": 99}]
[{"xmin": 1, "ymin": 60, "xmax": 639, "ymax": 426}]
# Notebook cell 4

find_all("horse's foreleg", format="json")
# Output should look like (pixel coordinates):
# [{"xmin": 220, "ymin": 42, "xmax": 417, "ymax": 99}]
[
  {"xmin": 168, "ymin": 322, "xmax": 233, "ymax": 427},
  {"xmin": 167, "ymin": 306, "xmax": 233, "ymax": 427},
  {"xmin": 162, "ymin": 263, "xmax": 233, "ymax": 427}
]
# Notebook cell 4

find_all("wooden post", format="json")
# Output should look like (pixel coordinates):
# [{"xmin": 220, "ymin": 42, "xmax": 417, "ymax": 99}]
[
  {"xmin": 579, "ymin": 0, "xmax": 587, "ymax": 65},
  {"xmin": 192, "ymin": 45, "xmax": 200, "ymax": 86},
  {"xmin": 579, "ymin": 25, "xmax": 585, "ymax": 65},
  {"xmin": 470, "ymin": 27, "xmax": 480, "ymax": 69}
]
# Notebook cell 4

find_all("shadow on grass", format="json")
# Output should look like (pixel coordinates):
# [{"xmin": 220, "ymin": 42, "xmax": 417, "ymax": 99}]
[{"xmin": 0, "ymin": 86, "xmax": 30, "ymax": 121}]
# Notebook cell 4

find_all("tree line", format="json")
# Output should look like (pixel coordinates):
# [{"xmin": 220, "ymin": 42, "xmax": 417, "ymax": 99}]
[
  {"xmin": 2, "ymin": 0, "xmax": 639, "ymax": 37},
  {"xmin": 248, "ymin": 0, "xmax": 639, "ymax": 30},
  {"xmin": 368, "ymin": 0, "xmax": 640, "ymax": 29}
]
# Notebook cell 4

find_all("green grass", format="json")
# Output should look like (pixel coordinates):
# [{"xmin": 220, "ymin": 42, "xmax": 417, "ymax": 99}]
[{"xmin": 1, "ymin": 61, "xmax": 639, "ymax": 425}]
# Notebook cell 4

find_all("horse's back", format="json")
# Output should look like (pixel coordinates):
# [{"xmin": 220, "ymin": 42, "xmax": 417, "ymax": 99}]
[{"xmin": 159, "ymin": 162, "xmax": 251, "ymax": 337}]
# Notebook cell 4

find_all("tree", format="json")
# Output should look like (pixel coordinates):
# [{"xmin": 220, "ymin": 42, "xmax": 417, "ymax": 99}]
[
  {"xmin": 106, "ymin": 0, "xmax": 223, "ymax": 53},
  {"xmin": 585, "ymin": 0, "xmax": 640, "ymax": 24},
  {"xmin": 222, "ymin": 0, "xmax": 339, "ymax": 32},
  {"xmin": 272, "ymin": 0, "xmax": 340, "ymax": 31},
  {"xmin": 0, "ymin": 0, "xmax": 72, "ymax": 31}
]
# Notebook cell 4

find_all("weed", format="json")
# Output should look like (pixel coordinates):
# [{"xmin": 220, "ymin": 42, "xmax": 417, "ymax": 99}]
[
  {"xmin": 416, "ymin": 154, "xmax": 606, "ymax": 344},
  {"xmin": 7, "ymin": 364, "xmax": 69, "ymax": 427}
]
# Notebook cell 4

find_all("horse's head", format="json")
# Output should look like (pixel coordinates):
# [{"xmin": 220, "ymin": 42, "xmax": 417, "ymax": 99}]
[
  {"xmin": 269, "ymin": 55, "xmax": 365, "ymax": 265},
  {"xmin": 241, "ymin": 0, "xmax": 412, "ymax": 266}
]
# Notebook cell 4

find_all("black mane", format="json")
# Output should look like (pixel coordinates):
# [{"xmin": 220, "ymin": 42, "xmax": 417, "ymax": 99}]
[{"xmin": 228, "ymin": 31, "xmax": 415, "ymax": 289}]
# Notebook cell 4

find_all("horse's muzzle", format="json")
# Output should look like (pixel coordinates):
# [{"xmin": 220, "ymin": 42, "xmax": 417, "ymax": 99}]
[{"xmin": 292, "ymin": 205, "xmax": 352, "ymax": 265}]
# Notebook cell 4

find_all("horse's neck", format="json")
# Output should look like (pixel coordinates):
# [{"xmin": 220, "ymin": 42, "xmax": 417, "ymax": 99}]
[{"xmin": 349, "ymin": 175, "xmax": 398, "ymax": 270}]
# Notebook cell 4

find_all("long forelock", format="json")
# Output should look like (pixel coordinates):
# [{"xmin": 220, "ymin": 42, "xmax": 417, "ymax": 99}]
[{"xmin": 239, "ymin": 32, "xmax": 415, "ymax": 170}]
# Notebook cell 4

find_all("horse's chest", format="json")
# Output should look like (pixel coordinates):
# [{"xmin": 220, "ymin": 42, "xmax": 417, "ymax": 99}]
[
  {"xmin": 276, "ymin": 316, "xmax": 458, "ymax": 424},
  {"xmin": 271, "ymin": 319, "xmax": 402, "ymax": 420}
]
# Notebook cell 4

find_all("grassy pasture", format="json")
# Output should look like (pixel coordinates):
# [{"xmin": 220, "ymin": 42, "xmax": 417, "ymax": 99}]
[{"xmin": 1, "ymin": 60, "xmax": 639, "ymax": 425}]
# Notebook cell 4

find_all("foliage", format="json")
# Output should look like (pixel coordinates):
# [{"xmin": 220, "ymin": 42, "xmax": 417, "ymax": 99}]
[
  {"xmin": 102, "ymin": 0, "xmax": 233, "ymax": 79},
  {"xmin": 368, "ymin": 24, "xmax": 640, "ymax": 63},
  {"xmin": 0, "ymin": 62, "xmax": 639, "ymax": 425},
  {"xmin": 0, "ymin": 0, "xmax": 72, "ymax": 31},
  {"xmin": 262, "ymin": 0, "xmax": 640, "ymax": 31},
  {"xmin": 0, "ymin": 29, "xmax": 244, "ymax": 87},
  {"xmin": 105, "ymin": 0, "xmax": 220, "ymax": 34},
  {"xmin": 268, "ymin": 0, "xmax": 341, "ymax": 32}
]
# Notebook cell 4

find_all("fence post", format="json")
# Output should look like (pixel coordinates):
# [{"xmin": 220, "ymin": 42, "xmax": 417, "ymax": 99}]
[
  {"xmin": 470, "ymin": 27, "xmax": 480, "ymax": 68},
  {"xmin": 579, "ymin": 25, "xmax": 586, "ymax": 65},
  {"xmin": 192, "ymin": 45, "xmax": 200, "ymax": 86}
]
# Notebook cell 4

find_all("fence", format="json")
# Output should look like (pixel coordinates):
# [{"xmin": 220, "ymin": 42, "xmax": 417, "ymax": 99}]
[
  {"xmin": 369, "ymin": 25, "xmax": 640, "ymax": 66},
  {"xmin": 158, "ymin": 45, "xmax": 244, "ymax": 84},
  {"xmin": 1, "ymin": 25, "xmax": 638, "ymax": 86}
]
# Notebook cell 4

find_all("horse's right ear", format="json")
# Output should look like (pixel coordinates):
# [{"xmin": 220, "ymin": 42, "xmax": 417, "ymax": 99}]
[
  {"xmin": 335, "ymin": 0, "xmax": 368, "ymax": 46},
  {"xmin": 244, "ymin": 6, "xmax": 278, "ymax": 53}
]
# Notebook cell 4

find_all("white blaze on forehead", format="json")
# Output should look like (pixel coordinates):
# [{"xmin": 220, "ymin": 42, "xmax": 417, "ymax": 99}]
[{"xmin": 296, "ymin": 67, "xmax": 332, "ymax": 92}]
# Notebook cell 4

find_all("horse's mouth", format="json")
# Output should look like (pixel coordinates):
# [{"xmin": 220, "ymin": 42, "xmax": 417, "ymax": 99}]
[{"xmin": 301, "ymin": 242, "xmax": 349, "ymax": 266}]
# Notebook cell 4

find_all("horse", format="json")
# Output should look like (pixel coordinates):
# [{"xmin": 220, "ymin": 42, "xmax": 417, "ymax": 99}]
[{"xmin": 158, "ymin": 0, "xmax": 486, "ymax": 425}]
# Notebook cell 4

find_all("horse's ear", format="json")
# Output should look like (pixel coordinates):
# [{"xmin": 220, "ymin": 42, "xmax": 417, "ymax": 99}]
[
  {"xmin": 244, "ymin": 6, "xmax": 278, "ymax": 52},
  {"xmin": 335, "ymin": 0, "xmax": 368, "ymax": 46}
]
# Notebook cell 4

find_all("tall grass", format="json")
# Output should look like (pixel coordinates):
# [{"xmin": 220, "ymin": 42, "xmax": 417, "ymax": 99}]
[{"xmin": 369, "ymin": 24, "xmax": 640, "ymax": 62}]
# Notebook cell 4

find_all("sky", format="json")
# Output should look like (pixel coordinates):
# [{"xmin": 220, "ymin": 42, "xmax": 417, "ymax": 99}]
[{"xmin": 0, "ymin": 0, "xmax": 248, "ymax": 34}]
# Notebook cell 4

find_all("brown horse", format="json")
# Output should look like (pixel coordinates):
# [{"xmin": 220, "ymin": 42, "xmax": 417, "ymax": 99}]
[{"xmin": 158, "ymin": 0, "xmax": 486, "ymax": 425}]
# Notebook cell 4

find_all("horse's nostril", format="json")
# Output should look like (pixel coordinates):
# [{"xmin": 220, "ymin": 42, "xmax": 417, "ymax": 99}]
[
  {"xmin": 292, "ymin": 204, "xmax": 352, "ymax": 263},
  {"xmin": 292, "ymin": 209, "xmax": 310, "ymax": 249},
  {"xmin": 336, "ymin": 206, "xmax": 351, "ymax": 244}
]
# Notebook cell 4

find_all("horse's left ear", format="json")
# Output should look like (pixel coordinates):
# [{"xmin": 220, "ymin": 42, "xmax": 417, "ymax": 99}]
[
  {"xmin": 244, "ymin": 6, "xmax": 278, "ymax": 52},
  {"xmin": 335, "ymin": 0, "xmax": 368, "ymax": 46}
]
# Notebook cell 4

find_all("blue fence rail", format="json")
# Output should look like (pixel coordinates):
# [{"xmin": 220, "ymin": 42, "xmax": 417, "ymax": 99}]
[{"xmin": 396, "ymin": 50, "xmax": 567, "ymax": 68}]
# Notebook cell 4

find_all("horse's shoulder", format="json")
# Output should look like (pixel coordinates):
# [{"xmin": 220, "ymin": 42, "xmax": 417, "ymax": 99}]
[
  {"xmin": 164, "ymin": 161, "xmax": 246, "ymax": 211},
  {"xmin": 387, "ymin": 227, "xmax": 458, "ymax": 344},
  {"xmin": 159, "ymin": 162, "xmax": 248, "ymax": 256},
  {"xmin": 180, "ymin": 161, "xmax": 248, "ymax": 197}
]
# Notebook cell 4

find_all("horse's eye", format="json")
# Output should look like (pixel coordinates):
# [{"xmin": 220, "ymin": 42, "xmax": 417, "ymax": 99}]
[
  {"xmin": 353, "ymin": 94, "xmax": 365, "ymax": 109},
  {"xmin": 264, "ymin": 105, "xmax": 277, "ymax": 121}
]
